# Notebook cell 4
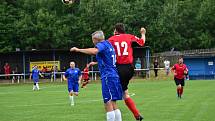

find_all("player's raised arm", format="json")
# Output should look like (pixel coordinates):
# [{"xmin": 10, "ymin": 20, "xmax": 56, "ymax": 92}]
[
  {"xmin": 131, "ymin": 27, "xmax": 146, "ymax": 46},
  {"xmin": 140, "ymin": 27, "xmax": 146, "ymax": 42},
  {"xmin": 70, "ymin": 47, "xmax": 99, "ymax": 55}
]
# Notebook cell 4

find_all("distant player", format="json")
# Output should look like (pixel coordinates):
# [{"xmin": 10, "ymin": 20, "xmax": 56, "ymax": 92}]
[
  {"xmin": 63, "ymin": 61, "xmax": 82, "ymax": 106},
  {"xmin": 70, "ymin": 31, "xmax": 123, "ymax": 121},
  {"xmin": 171, "ymin": 57, "xmax": 188, "ymax": 99},
  {"xmin": 81, "ymin": 64, "xmax": 90, "ymax": 88},
  {"xmin": 30, "ymin": 65, "xmax": 43, "ymax": 91},
  {"xmin": 108, "ymin": 23, "xmax": 146, "ymax": 121}
]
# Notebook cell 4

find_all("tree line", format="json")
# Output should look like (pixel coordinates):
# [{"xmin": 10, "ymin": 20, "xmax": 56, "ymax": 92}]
[{"xmin": 0, "ymin": 0, "xmax": 214, "ymax": 53}]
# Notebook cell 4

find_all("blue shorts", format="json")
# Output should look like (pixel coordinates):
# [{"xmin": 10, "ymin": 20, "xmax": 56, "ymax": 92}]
[
  {"xmin": 33, "ymin": 79, "xmax": 39, "ymax": 83},
  {"xmin": 68, "ymin": 81, "xmax": 79, "ymax": 93},
  {"xmin": 101, "ymin": 77, "xmax": 123, "ymax": 103}
]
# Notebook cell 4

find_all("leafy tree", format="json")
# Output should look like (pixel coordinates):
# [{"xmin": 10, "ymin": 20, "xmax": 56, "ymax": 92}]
[{"xmin": 0, "ymin": 0, "xmax": 214, "ymax": 52}]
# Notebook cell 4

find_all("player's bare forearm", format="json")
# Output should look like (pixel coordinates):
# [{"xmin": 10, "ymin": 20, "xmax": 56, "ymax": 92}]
[
  {"xmin": 141, "ymin": 34, "xmax": 146, "ymax": 43},
  {"xmin": 140, "ymin": 27, "xmax": 146, "ymax": 43},
  {"xmin": 171, "ymin": 69, "xmax": 177, "ymax": 76},
  {"xmin": 184, "ymin": 69, "xmax": 188, "ymax": 74},
  {"xmin": 39, "ymin": 73, "xmax": 44, "ymax": 78},
  {"xmin": 89, "ymin": 62, "xmax": 98, "ymax": 66},
  {"xmin": 171, "ymin": 69, "xmax": 174, "ymax": 73},
  {"xmin": 133, "ymin": 27, "xmax": 146, "ymax": 46},
  {"xmin": 70, "ymin": 47, "xmax": 98, "ymax": 55},
  {"xmin": 63, "ymin": 75, "xmax": 67, "ymax": 81},
  {"xmin": 78, "ymin": 75, "xmax": 82, "ymax": 84},
  {"xmin": 79, "ymin": 48, "xmax": 98, "ymax": 55}
]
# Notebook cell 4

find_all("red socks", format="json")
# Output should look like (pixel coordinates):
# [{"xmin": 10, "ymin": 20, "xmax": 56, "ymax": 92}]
[
  {"xmin": 177, "ymin": 87, "xmax": 184, "ymax": 97},
  {"xmin": 124, "ymin": 97, "xmax": 140, "ymax": 118},
  {"xmin": 177, "ymin": 87, "xmax": 180, "ymax": 97}
]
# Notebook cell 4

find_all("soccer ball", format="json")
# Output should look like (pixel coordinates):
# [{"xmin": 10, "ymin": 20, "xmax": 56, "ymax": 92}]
[{"xmin": 62, "ymin": 0, "xmax": 74, "ymax": 5}]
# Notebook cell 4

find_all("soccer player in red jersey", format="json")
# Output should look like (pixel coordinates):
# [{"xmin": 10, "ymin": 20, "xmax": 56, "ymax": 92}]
[
  {"xmin": 171, "ymin": 57, "xmax": 188, "ymax": 99},
  {"xmin": 108, "ymin": 23, "xmax": 146, "ymax": 121},
  {"xmin": 81, "ymin": 64, "xmax": 90, "ymax": 88}
]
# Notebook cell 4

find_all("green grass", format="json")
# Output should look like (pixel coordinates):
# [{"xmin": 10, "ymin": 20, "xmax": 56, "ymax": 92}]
[{"xmin": 0, "ymin": 79, "xmax": 215, "ymax": 121}]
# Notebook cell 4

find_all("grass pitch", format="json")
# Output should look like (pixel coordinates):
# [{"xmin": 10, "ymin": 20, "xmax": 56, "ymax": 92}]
[{"xmin": 0, "ymin": 79, "xmax": 215, "ymax": 121}]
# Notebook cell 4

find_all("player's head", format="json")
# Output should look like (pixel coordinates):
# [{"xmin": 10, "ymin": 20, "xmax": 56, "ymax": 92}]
[
  {"xmin": 33, "ymin": 65, "xmax": 38, "ymax": 69},
  {"xmin": 178, "ymin": 57, "xmax": 183, "ymax": 64},
  {"xmin": 86, "ymin": 64, "xmax": 90, "ymax": 68},
  {"xmin": 70, "ymin": 61, "xmax": 75, "ymax": 69},
  {"xmin": 114, "ymin": 23, "xmax": 125, "ymax": 34},
  {"xmin": 91, "ymin": 31, "xmax": 105, "ymax": 45},
  {"xmin": 62, "ymin": 0, "xmax": 73, "ymax": 4}
]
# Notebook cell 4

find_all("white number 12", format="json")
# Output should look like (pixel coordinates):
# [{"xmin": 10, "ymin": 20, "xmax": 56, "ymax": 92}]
[{"xmin": 114, "ymin": 41, "xmax": 128, "ymax": 56}]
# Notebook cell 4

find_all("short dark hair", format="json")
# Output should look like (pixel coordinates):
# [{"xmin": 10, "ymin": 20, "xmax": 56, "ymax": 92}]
[
  {"xmin": 115, "ymin": 23, "xmax": 125, "ymax": 33},
  {"xmin": 178, "ymin": 56, "xmax": 183, "ymax": 60}
]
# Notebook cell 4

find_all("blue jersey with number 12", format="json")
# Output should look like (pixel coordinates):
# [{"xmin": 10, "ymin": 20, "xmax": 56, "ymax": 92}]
[{"xmin": 95, "ymin": 40, "xmax": 119, "ymax": 79}]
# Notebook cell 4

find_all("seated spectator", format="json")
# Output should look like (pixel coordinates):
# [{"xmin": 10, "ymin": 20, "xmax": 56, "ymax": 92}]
[{"xmin": 135, "ymin": 58, "xmax": 142, "ymax": 76}]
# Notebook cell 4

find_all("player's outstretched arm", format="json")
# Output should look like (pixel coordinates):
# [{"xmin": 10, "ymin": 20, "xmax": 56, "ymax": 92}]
[
  {"xmin": 39, "ymin": 73, "xmax": 44, "ymax": 78},
  {"xmin": 70, "ymin": 47, "xmax": 99, "ymax": 55},
  {"xmin": 88, "ymin": 62, "xmax": 98, "ymax": 66}
]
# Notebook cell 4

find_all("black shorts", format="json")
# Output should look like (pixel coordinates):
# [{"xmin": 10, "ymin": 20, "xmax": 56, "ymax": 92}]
[
  {"xmin": 174, "ymin": 77, "xmax": 185, "ymax": 86},
  {"xmin": 116, "ymin": 64, "xmax": 134, "ymax": 91}
]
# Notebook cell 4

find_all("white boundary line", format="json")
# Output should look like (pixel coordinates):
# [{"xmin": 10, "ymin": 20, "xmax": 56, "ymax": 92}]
[
  {"xmin": 5, "ymin": 99, "xmax": 103, "ymax": 108},
  {"xmin": 3, "ymin": 93, "xmax": 136, "ymax": 108},
  {"xmin": 0, "ymin": 86, "xmax": 66, "ymax": 95}
]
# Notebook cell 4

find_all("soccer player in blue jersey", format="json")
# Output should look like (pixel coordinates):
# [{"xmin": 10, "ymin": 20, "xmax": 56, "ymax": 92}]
[
  {"xmin": 30, "ymin": 65, "xmax": 43, "ymax": 91},
  {"xmin": 63, "ymin": 61, "xmax": 82, "ymax": 106},
  {"xmin": 70, "ymin": 31, "xmax": 123, "ymax": 121}
]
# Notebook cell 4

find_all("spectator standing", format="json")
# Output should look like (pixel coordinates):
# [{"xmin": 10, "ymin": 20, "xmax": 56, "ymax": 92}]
[
  {"xmin": 164, "ymin": 59, "xmax": 170, "ymax": 76},
  {"xmin": 153, "ymin": 58, "xmax": 159, "ymax": 77},
  {"xmin": 4, "ymin": 63, "xmax": 11, "ymax": 79},
  {"xmin": 12, "ymin": 65, "xmax": 20, "ymax": 83}
]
